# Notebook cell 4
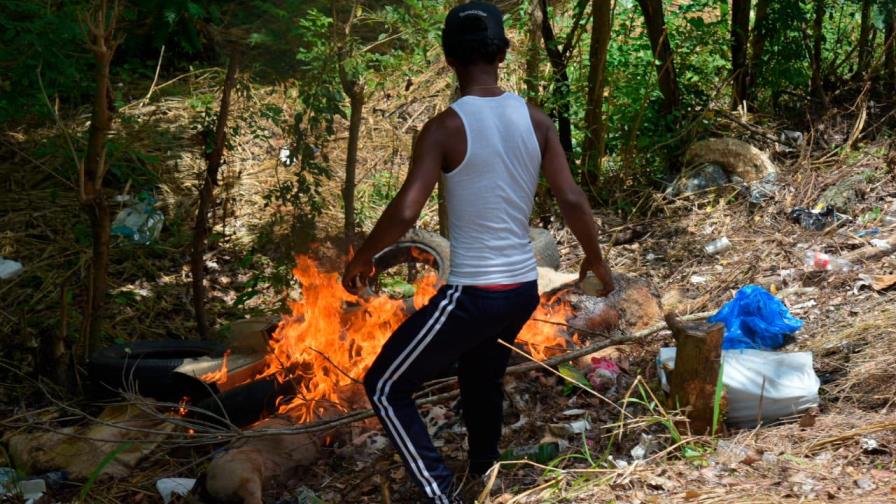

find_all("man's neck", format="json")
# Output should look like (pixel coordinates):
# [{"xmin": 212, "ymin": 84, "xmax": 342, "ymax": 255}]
[{"xmin": 456, "ymin": 64, "xmax": 503, "ymax": 97}]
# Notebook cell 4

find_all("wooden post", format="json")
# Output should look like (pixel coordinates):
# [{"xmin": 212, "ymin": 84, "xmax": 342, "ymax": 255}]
[{"xmin": 665, "ymin": 313, "xmax": 724, "ymax": 434}]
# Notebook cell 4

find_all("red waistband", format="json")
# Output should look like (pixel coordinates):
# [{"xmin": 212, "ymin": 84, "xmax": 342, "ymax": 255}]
[{"xmin": 472, "ymin": 282, "xmax": 525, "ymax": 291}]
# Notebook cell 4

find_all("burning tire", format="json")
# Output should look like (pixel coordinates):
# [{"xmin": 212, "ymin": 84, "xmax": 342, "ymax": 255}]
[
  {"xmin": 373, "ymin": 228, "xmax": 451, "ymax": 283},
  {"xmin": 88, "ymin": 340, "xmax": 230, "ymax": 401},
  {"xmin": 372, "ymin": 227, "xmax": 561, "ymax": 284}
]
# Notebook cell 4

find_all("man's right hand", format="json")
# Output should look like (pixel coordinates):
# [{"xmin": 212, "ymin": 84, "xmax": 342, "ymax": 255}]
[{"xmin": 579, "ymin": 256, "xmax": 615, "ymax": 297}]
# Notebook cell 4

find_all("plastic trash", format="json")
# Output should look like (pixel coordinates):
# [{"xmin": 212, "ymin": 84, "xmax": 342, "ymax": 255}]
[
  {"xmin": 870, "ymin": 239, "xmax": 893, "ymax": 252},
  {"xmin": 156, "ymin": 478, "xmax": 196, "ymax": 503},
  {"xmin": 856, "ymin": 227, "xmax": 881, "ymax": 238},
  {"xmin": 708, "ymin": 285, "xmax": 804, "ymax": 350},
  {"xmin": 748, "ymin": 173, "xmax": 780, "ymax": 203},
  {"xmin": 111, "ymin": 192, "xmax": 164, "ymax": 245},
  {"xmin": 0, "ymin": 258, "xmax": 23, "ymax": 280},
  {"xmin": 678, "ymin": 163, "xmax": 730, "ymax": 194},
  {"xmin": 657, "ymin": 347, "xmax": 820, "ymax": 428},
  {"xmin": 704, "ymin": 237, "xmax": 732, "ymax": 255},
  {"xmin": 587, "ymin": 357, "xmax": 620, "ymax": 391},
  {"xmin": 789, "ymin": 206, "xmax": 848, "ymax": 231},
  {"xmin": 1, "ymin": 468, "xmax": 47, "ymax": 504},
  {"xmin": 803, "ymin": 251, "xmax": 858, "ymax": 272}
]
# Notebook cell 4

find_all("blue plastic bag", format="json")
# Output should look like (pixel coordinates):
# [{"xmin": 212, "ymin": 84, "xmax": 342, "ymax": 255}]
[{"xmin": 708, "ymin": 285, "xmax": 804, "ymax": 350}]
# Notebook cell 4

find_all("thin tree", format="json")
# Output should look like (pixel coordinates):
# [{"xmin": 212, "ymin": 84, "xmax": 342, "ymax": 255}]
[
  {"xmin": 745, "ymin": 0, "xmax": 770, "ymax": 105},
  {"xmin": 855, "ymin": 0, "xmax": 874, "ymax": 80},
  {"xmin": 334, "ymin": 2, "xmax": 364, "ymax": 252},
  {"xmin": 731, "ymin": 0, "xmax": 751, "ymax": 109},
  {"xmin": 810, "ymin": 0, "xmax": 829, "ymax": 108},
  {"xmin": 635, "ymin": 0, "xmax": 680, "ymax": 115},
  {"xmin": 191, "ymin": 53, "xmax": 239, "ymax": 340},
  {"xmin": 80, "ymin": 0, "xmax": 120, "ymax": 358},
  {"xmin": 525, "ymin": 0, "xmax": 544, "ymax": 101},
  {"xmin": 539, "ymin": 0, "xmax": 590, "ymax": 158},
  {"xmin": 581, "ymin": 0, "xmax": 612, "ymax": 188},
  {"xmin": 887, "ymin": 6, "xmax": 896, "ymax": 85}
]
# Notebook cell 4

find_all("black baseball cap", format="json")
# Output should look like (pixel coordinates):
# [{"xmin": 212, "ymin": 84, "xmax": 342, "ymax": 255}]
[{"xmin": 442, "ymin": 1, "xmax": 506, "ymax": 43}]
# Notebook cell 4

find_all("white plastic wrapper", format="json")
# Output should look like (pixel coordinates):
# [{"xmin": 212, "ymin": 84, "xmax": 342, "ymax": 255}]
[{"xmin": 657, "ymin": 348, "xmax": 820, "ymax": 428}]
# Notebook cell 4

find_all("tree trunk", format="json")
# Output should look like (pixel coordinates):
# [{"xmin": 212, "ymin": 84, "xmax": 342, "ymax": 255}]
[
  {"xmin": 745, "ymin": 0, "xmax": 770, "ymax": 106},
  {"xmin": 539, "ymin": 0, "xmax": 574, "ymax": 157},
  {"xmin": 191, "ymin": 54, "xmax": 239, "ymax": 340},
  {"xmin": 581, "ymin": 0, "xmax": 612, "ymax": 189},
  {"xmin": 855, "ymin": 0, "xmax": 873, "ymax": 80},
  {"xmin": 731, "ymin": 0, "xmax": 751, "ymax": 110},
  {"xmin": 525, "ymin": 0, "xmax": 544, "ymax": 101},
  {"xmin": 665, "ymin": 313, "xmax": 725, "ymax": 435},
  {"xmin": 810, "ymin": 0, "xmax": 828, "ymax": 108},
  {"xmin": 80, "ymin": 0, "xmax": 118, "ymax": 360},
  {"xmin": 884, "ymin": 6, "xmax": 896, "ymax": 86},
  {"xmin": 636, "ymin": 0, "xmax": 680, "ymax": 115},
  {"xmin": 340, "ymin": 75, "xmax": 364, "ymax": 251}
]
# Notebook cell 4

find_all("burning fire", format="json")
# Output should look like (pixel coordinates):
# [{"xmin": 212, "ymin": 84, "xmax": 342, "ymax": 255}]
[
  {"xmin": 201, "ymin": 350, "xmax": 230, "ymax": 384},
  {"xmin": 257, "ymin": 256, "xmax": 572, "ymax": 422}
]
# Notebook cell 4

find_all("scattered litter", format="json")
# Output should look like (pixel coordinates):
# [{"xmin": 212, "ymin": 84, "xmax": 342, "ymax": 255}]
[
  {"xmin": 803, "ymin": 251, "xmax": 858, "ymax": 272},
  {"xmin": 870, "ymin": 238, "xmax": 892, "ymax": 251},
  {"xmin": 607, "ymin": 455, "xmax": 629, "ymax": 469},
  {"xmin": 708, "ymin": 285, "xmax": 804, "ymax": 350},
  {"xmin": 0, "ymin": 469, "xmax": 46, "ymax": 504},
  {"xmin": 586, "ymin": 357, "xmax": 621, "ymax": 391},
  {"xmin": 859, "ymin": 437, "xmax": 888, "ymax": 455},
  {"xmin": 854, "ymin": 478, "xmax": 875, "ymax": 491},
  {"xmin": 561, "ymin": 409, "xmax": 587, "ymax": 416},
  {"xmin": 789, "ymin": 206, "xmax": 848, "ymax": 231},
  {"xmin": 789, "ymin": 299, "xmax": 818, "ymax": 313},
  {"xmin": 779, "ymin": 130, "xmax": 804, "ymax": 146},
  {"xmin": 111, "ymin": 192, "xmax": 164, "ymax": 244},
  {"xmin": 748, "ymin": 173, "xmax": 780, "ymax": 203},
  {"xmin": 690, "ymin": 274, "xmax": 708, "ymax": 284},
  {"xmin": 674, "ymin": 163, "xmax": 730, "ymax": 195},
  {"xmin": 0, "ymin": 258, "xmax": 23, "ymax": 280},
  {"xmin": 856, "ymin": 227, "xmax": 880, "ymax": 238},
  {"xmin": 715, "ymin": 439, "xmax": 751, "ymax": 465},
  {"xmin": 548, "ymin": 419, "xmax": 591, "ymax": 437},
  {"xmin": 500, "ymin": 442, "xmax": 560, "ymax": 465},
  {"xmin": 704, "ymin": 237, "xmax": 732, "ymax": 255},
  {"xmin": 657, "ymin": 348, "xmax": 820, "ymax": 427},
  {"xmin": 630, "ymin": 434, "xmax": 658, "ymax": 460},
  {"xmin": 156, "ymin": 478, "xmax": 196, "ymax": 503}
]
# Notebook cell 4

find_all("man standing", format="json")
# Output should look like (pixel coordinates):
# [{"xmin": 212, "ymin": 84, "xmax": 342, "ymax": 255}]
[{"xmin": 342, "ymin": 2, "xmax": 614, "ymax": 502}]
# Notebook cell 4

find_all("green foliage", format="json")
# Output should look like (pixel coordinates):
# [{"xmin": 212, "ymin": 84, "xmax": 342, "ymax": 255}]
[{"xmin": 0, "ymin": 0, "xmax": 93, "ymax": 122}]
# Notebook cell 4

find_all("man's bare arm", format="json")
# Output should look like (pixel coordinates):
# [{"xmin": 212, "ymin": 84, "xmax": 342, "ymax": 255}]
[
  {"xmin": 533, "ymin": 107, "xmax": 614, "ymax": 295},
  {"xmin": 342, "ymin": 118, "xmax": 443, "ymax": 293}
]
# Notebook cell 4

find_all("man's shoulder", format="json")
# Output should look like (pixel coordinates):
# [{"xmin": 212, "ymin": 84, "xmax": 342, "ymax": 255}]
[{"xmin": 420, "ymin": 107, "xmax": 465, "ymax": 139}]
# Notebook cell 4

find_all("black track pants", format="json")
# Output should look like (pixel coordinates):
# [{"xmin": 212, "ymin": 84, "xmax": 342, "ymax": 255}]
[{"xmin": 363, "ymin": 281, "xmax": 539, "ymax": 503}]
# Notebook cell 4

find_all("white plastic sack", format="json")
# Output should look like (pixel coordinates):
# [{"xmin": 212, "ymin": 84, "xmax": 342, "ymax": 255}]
[{"xmin": 657, "ymin": 348, "xmax": 820, "ymax": 428}]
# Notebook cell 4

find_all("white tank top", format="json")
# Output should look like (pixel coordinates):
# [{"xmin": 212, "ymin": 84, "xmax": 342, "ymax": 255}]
[{"xmin": 444, "ymin": 92, "xmax": 542, "ymax": 285}]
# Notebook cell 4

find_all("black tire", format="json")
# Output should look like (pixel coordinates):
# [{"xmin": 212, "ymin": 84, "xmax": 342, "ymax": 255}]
[
  {"xmin": 373, "ymin": 228, "xmax": 451, "ymax": 283},
  {"xmin": 88, "ymin": 340, "xmax": 228, "ymax": 401},
  {"xmin": 529, "ymin": 227, "xmax": 561, "ymax": 270}
]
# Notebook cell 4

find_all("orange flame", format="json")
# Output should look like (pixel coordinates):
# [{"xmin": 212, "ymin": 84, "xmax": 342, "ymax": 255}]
[
  {"xmin": 200, "ymin": 350, "xmax": 230, "ymax": 385},
  {"xmin": 262, "ymin": 256, "xmax": 572, "ymax": 422},
  {"xmin": 518, "ymin": 293, "xmax": 573, "ymax": 360}
]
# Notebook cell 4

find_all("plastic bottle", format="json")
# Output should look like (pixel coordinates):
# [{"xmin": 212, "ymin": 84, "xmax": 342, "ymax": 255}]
[
  {"xmin": 803, "ymin": 251, "xmax": 857, "ymax": 272},
  {"xmin": 704, "ymin": 237, "xmax": 732, "ymax": 255}
]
